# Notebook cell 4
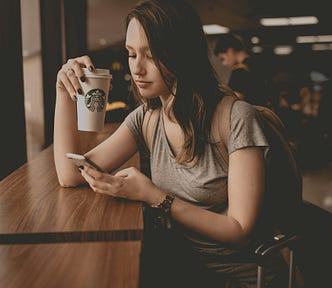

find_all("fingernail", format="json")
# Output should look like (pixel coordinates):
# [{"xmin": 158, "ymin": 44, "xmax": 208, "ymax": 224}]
[
  {"xmin": 77, "ymin": 88, "xmax": 83, "ymax": 95},
  {"xmin": 88, "ymin": 65, "xmax": 94, "ymax": 72},
  {"xmin": 78, "ymin": 166, "xmax": 84, "ymax": 172},
  {"xmin": 80, "ymin": 76, "xmax": 86, "ymax": 82},
  {"xmin": 72, "ymin": 95, "xmax": 77, "ymax": 101}
]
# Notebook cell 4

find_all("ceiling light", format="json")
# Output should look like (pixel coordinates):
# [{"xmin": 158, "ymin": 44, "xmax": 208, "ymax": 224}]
[
  {"xmin": 296, "ymin": 35, "xmax": 332, "ymax": 43},
  {"xmin": 260, "ymin": 16, "xmax": 318, "ymax": 26},
  {"xmin": 261, "ymin": 18, "xmax": 289, "ymax": 26},
  {"xmin": 274, "ymin": 46, "xmax": 293, "ymax": 55},
  {"xmin": 251, "ymin": 36, "xmax": 260, "ymax": 44},
  {"xmin": 202, "ymin": 24, "xmax": 229, "ymax": 35},
  {"xmin": 312, "ymin": 43, "xmax": 332, "ymax": 51},
  {"xmin": 317, "ymin": 35, "xmax": 332, "ymax": 42},
  {"xmin": 289, "ymin": 16, "xmax": 318, "ymax": 25},
  {"xmin": 296, "ymin": 36, "xmax": 317, "ymax": 43}
]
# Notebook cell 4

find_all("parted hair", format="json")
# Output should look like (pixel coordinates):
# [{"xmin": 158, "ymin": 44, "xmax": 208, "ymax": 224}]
[{"xmin": 126, "ymin": 0, "xmax": 232, "ymax": 163}]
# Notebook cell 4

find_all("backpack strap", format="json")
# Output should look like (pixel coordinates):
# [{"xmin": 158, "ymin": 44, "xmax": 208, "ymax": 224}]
[
  {"xmin": 142, "ymin": 107, "xmax": 160, "ymax": 153},
  {"xmin": 255, "ymin": 105, "xmax": 303, "ymax": 191},
  {"xmin": 212, "ymin": 95, "xmax": 239, "ymax": 165}
]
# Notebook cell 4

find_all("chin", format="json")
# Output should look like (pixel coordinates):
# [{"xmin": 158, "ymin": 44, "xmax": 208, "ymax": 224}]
[{"xmin": 139, "ymin": 91, "xmax": 159, "ymax": 99}]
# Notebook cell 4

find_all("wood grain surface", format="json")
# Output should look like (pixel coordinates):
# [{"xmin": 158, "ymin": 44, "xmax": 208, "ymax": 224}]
[
  {"xmin": 0, "ymin": 241, "xmax": 141, "ymax": 288},
  {"xmin": 0, "ymin": 123, "xmax": 144, "ymax": 243}
]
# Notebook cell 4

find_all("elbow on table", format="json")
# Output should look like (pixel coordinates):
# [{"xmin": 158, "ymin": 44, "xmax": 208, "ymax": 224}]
[
  {"xmin": 59, "ymin": 180, "xmax": 79, "ymax": 188},
  {"xmin": 54, "ymin": 163, "xmax": 84, "ymax": 187},
  {"xmin": 57, "ymin": 173, "xmax": 82, "ymax": 188}
]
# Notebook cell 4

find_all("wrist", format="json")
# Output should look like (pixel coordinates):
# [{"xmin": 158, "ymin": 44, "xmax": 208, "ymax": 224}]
[
  {"xmin": 145, "ymin": 191, "xmax": 175, "ymax": 230},
  {"xmin": 150, "ymin": 193, "xmax": 175, "ymax": 215},
  {"xmin": 146, "ymin": 186, "xmax": 165, "ymax": 206}
]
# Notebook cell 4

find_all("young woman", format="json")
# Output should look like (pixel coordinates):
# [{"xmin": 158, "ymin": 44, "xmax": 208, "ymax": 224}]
[{"xmin": 54, "ymin": 0, "xmax": 286, "ymax": 287}]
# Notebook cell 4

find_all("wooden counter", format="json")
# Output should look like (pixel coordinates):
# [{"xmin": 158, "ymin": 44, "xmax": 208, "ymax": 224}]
[
  {"xmin": 0, "ymin": 119, "xmax": 144, "ymax": 287},
  {"xmin": 0, "ymin": 241, "xmax": 141, "ymax": 288},
  {"xmin": 0, "ymin": 123, "xmax": 144, "ymax": 244}
]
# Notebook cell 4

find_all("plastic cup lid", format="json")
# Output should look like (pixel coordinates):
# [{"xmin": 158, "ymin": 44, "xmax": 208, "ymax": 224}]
[{"xmin": 82, "ymin": 68, "xmax": 112, "ymax": 79}]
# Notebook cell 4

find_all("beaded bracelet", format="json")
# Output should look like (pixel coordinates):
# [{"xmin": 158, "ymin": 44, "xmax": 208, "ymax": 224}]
[{"xmin": 149, "ymin": 194, "xmax": 175, "ymax": 230}]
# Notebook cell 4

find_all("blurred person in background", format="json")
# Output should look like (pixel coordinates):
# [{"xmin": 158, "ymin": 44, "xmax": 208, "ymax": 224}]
[{"xmin": 214, "ymin": 33, "xmax": 269, "ymax": 107}]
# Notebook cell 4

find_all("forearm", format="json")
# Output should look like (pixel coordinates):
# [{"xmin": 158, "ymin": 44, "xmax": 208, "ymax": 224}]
[
  {"xmin": 146, "ymin": 184, "xmax": 249, "ymax": 244},
  {"xmin": 170, "ymin": 196, "xmax": 247, "ymax": 243},
  {"xmin": 53, "ymin": 93, "xmax": 92, "ymax": 186}
]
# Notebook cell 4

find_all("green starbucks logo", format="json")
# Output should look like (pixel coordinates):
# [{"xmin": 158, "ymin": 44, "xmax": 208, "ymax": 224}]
[{"xmin": 85, "ymin": 89, "xmax": 106, "ymax": 112}]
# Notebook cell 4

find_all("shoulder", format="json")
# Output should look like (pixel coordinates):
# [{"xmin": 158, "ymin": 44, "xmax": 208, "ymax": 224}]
[
  {"xmin": 210, "ymin": 96, "xmax": 256, "ymax": 127},
  {"xmin": 231, "ymin": 100, "xmax": 258, "ymax": 120},
  {"xmin": 228, "ymin": 100, "xmax": 269, "ymax": 155},
  {"xmin": 210, "ymin": 96, "xmax": 257, "ymax": 141},
  {"xmin": 212, "ymin": 97, "xmax": 257, "ymax": 121},
  {"xmin": 124, "ymin": 104, "xmax": 147, "ymax": 125},
  {"xmin": 123, "ymin": 104, "xmax": 147, "ymax": 138},
  {"xmin": 230, "ymin": 100, "xmax": 264, "ymax": 139},
  {"xmin": 129, "ymin": 103, "xmax": 147, "ymax": 118}
]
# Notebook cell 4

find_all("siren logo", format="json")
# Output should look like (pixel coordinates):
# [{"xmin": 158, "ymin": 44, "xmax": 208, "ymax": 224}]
[{"xmin": 85, "ymin": 89, "xmax": 106, "ymax": 112}]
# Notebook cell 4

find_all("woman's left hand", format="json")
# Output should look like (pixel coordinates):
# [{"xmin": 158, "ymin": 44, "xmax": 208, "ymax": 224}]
[{"xmin": 80, "ymin": 166, "xmax": 164, "ymax": 205}]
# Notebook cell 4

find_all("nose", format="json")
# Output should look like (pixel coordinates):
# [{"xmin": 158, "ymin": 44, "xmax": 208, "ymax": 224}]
[{"xmin": 130, "ymin": 56, "xmax": 146, "ymax": 76}]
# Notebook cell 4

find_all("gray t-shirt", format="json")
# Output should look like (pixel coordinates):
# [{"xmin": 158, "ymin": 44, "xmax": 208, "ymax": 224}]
[{"xmin": 124, "ymin": 100, "xmax": 270, "ymax": 256}]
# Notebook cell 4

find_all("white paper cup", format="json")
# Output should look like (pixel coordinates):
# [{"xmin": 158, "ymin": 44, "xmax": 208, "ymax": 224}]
[{"xmin": 77, "ymin": 68, "xmax": 112, "ymax": 132}]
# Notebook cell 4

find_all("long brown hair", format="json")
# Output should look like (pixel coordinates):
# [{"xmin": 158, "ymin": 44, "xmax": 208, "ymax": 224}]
[{"xmin": 126, "ymin": 0, "xmax": 231, "ymax": 163}]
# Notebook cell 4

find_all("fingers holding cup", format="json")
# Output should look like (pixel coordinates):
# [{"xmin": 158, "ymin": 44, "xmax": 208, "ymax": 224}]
[{"xmin": 57, "ymin": 66, "xmax": 79, "ymax": 101}]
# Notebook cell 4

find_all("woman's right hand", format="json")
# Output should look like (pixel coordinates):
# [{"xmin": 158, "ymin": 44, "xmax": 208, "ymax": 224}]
[{"xmin": 56, "ymin": 55, "xmax": 95, "ymax": 101}]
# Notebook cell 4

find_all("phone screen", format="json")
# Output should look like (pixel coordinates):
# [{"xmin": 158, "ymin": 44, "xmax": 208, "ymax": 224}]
[{"xmin": 65, "ymin": 153, "xmax": 105, "ymax": 172}]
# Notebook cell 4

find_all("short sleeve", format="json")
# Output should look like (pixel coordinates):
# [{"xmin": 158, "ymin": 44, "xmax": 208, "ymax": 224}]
[
  {"xmin": 228, "ymin": 101, "xmax": 269, "ymax": 156},
  {"xmin": 123, "ymin": 104, "xmax": 146, "ymax": 146}
]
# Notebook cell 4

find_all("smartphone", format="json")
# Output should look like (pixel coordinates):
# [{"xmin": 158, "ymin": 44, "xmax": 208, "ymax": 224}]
[{"xmin": 65, "ymin": 153, "xmax": 105, "ymax": 172}]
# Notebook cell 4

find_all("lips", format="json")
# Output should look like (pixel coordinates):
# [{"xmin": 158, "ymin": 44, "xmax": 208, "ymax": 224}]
[{"xmin": 136, "ymin": 80, "xmax": 152, "ymax": 88}]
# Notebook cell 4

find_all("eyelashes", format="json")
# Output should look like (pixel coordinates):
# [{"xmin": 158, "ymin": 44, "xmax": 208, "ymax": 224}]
[{"xmin": 127, "ymin": 53, "xmax": 153, "ymax": 59}]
